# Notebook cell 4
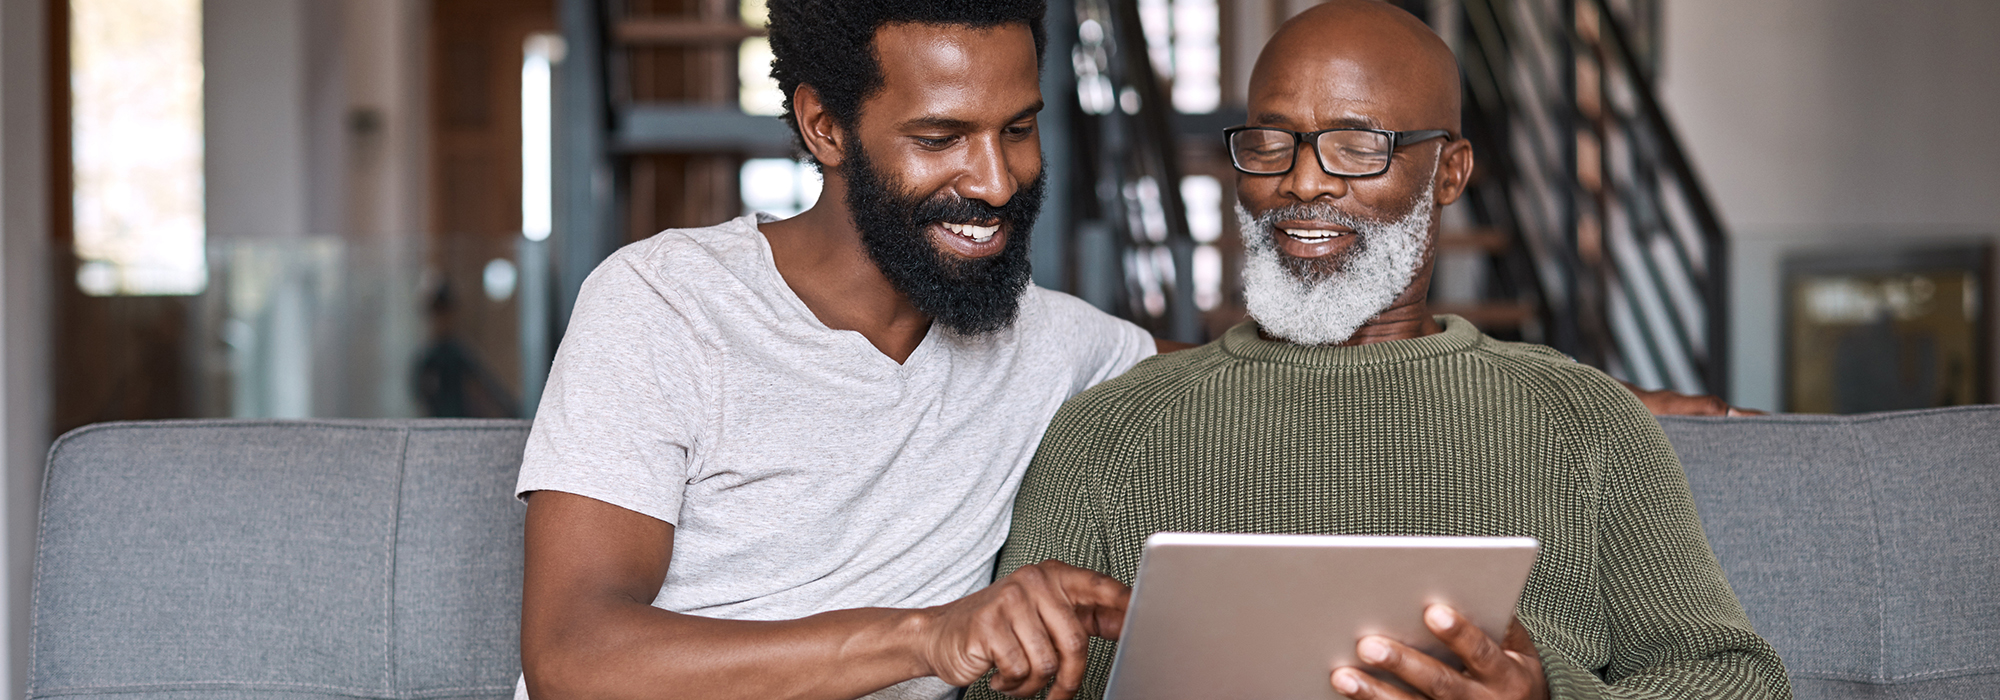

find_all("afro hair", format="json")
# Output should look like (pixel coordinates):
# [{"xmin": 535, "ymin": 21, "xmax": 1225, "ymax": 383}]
[{"xmin": 764, "ymin": 0, "xmax": 1048, "ymax": 167}]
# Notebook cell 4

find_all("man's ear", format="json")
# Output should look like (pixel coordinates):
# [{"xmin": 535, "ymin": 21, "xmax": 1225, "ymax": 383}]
[
  {"xmin": 792, "ymin": 84, "xmax": 847, "ymax": 169},
  {"xmin": 1433, "ymin": 138, "xmax": 1475, "ymax": 206}
]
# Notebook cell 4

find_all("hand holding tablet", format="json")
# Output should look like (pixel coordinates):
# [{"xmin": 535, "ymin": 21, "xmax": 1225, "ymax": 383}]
[
  {"xmin": 1103, "ymin": 533, "xmax": 1545, "ymax": 700},
  {"xmin": 1332, "ymin": 603, "xmax": 1548, "ymax": 700}
]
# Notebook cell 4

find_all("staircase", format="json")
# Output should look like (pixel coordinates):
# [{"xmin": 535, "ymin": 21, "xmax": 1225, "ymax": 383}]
[{"xmin": 1451, "ymin": 0, "xmax": 1730, "ymax": 394}]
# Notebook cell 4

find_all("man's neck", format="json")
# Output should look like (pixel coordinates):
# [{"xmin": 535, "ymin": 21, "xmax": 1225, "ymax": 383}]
[
  {"xmin": 1257, "ymin": 273, "xmax": 1445, "ymax": 348},
  {"xmin": 758, "ymin": 185, "xmax": 932, "ymax": 363},
  {"xmin": 1338, "ymin": 297, "xmax": 1442, "ymax": 346}
]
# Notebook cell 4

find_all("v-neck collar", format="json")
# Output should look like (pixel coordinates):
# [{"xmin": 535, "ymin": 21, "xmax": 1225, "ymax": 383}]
[{"xmin": 746, "ymin": 213, "xmax": 941, "ymax": 370}]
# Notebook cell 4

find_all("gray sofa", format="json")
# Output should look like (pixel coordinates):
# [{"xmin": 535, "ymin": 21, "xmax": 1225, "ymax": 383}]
[
  {"xmin": 32, "ymin": 420, "xmax": 530, "ymax": 700},
  {"xmin": 1667, "ymin": 406, "xmax": 2000, "ymax": 699},
  {"xmin": 27, "ymin": 408, "xmax": 2000, "ymax": 699}
]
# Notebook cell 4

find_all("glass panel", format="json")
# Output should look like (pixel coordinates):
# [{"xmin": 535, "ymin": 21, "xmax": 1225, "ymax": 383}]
[{"xmin": 204, "ymin": 233, "xmax": 524, "ymax": 419}]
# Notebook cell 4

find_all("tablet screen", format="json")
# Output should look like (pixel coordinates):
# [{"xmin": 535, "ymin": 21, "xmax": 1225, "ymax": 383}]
[{"xmin": 1104, "ymin": 532, "xmax": 1539, "ymax": 700}]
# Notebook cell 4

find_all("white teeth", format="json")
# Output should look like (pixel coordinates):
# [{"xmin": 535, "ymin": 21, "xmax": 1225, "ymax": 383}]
[
  {"xmin": 1283, "ymin": 227, "xmax": 1343, "ymax": 241},
  {"xmin": 944, "ymin": 222, "xmax": 999, "ymax": 243}
]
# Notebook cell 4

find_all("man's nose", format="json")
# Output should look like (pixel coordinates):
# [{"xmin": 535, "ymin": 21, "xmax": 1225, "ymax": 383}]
[
  {"xmin": 955, "ymin": 136, "xmax": 1019, "ymax": 210},
  {"xmin": 1277, "ymin": 145, "xmax": 1350, "ymax": 202}
]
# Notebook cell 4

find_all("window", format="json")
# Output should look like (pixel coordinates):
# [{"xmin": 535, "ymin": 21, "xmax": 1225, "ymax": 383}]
[
  {"xmin": 1137, "ymin": 0, "xmax": 1220, "ymax": 114},
  {"xmin": 741, "ymin": 158, "xmax": 821, "ymax": 218},
  {"xmin": 1181, "ymin": 174, "xmax": 1223, "ymax": 310},
  {"xmin": 70, "ymin": 0, "xmax": 206, "ymax": 295},
  {"xmin": 738, "ymin": 0, "xmax": 785, "ymax": 115}
]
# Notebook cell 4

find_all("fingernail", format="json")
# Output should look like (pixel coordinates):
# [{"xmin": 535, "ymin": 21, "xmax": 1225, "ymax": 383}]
[
  {"xmin": 1332, "ymin": 669, "xmax": 1362, "ymax": 694},
  {"xmin": 1358, "ymin": 637, "xmax": 1391, "ymax": 663},
  {"xmin": 1426, "ymin": 605, "xmax": 1455, "ymax": 630}
]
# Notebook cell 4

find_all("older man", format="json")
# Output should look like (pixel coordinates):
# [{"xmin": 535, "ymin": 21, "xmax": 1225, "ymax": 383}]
[{"xmin": 972, "ymin": 2, "xmax": 1791, "ymax": 700}]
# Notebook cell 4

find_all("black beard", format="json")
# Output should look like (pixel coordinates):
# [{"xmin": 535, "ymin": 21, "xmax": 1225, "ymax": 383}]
[{"xmin": 843, "ymin": 143, "xmax": 1044, "ymax": 336}]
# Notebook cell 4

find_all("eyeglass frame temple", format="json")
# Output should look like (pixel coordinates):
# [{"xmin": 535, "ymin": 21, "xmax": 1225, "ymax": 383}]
[{"xmin": 1220, "ymin": 126, "xmax": 1453, "ymax": 177}]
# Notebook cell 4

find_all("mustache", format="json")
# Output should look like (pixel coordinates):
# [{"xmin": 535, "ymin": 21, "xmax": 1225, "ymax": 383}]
[
  {"xmin": 907, "ymin": 188, "xmax": 1030, "ymax": 228},
  {"xmin": 1247, "ymin": 201, "xmax": 1371, "ymax": 231}
]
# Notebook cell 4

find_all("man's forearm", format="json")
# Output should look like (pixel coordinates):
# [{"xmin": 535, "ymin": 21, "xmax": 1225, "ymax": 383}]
[
  {"xmin": 523, "ymin": 492, "xmax": 1125, "ymax": 700},
  {"xmin": 524, "ymin": 598, "xmax": 937, "ymax": 700},
  {"xmin": 522, "ymin": 492, "xmax": 941, "ymax": 700}
]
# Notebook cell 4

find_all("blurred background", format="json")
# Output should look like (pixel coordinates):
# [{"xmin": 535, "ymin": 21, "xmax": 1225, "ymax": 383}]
[{"xmin": 0, "ymin": 0, "xmax": 1997, "ymax": 693}]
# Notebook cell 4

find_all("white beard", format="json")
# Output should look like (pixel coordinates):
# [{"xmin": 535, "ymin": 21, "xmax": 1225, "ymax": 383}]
[{"xmin": 1238, "ymin": 182, "xmax": 1436, "ymax": 346}]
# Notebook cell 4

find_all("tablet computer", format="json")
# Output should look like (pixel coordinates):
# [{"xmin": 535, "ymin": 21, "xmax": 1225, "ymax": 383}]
[{"xmin": 1103, "ymin": 532, "xmax": 1540, "ymax": 700}]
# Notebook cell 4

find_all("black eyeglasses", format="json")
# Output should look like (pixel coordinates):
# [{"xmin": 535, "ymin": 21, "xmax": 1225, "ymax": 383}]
[{"xmin": 1223, "ymin": 126, "xmax": 1452, "ymax": 177}]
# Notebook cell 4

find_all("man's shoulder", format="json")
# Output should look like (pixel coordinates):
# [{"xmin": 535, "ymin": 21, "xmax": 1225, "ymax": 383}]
[
  {"xmin": 575, "ymin": 216, "xmax": 771, "ymax": 314},
  {"xmin": 1464, "ymin": 335, "xmax": 1656, "ymax": 426},
  {"xmin": 602, "ymin": 216, "xmax": 763, "ymax": 278},
  {"xmin": 1015, "ymin": 286, "xmax": 1137, "ymax": 333},
  {"xmin": 1046, "ymin": 340, "xmax": 1231, "ymax": 425}
]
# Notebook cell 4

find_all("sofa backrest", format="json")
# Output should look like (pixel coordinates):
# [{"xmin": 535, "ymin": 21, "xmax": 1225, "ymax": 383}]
[
  {"xmin": 1662, "ymin": 406, "xmax": 2000, "ymax": 700},
  {"xmin": 31, "ymin": 419, "xmax": 533, "ymax": 700}
]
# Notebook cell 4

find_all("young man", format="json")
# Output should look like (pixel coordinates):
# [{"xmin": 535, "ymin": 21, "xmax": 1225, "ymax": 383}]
[
  {"xmin": 976, "ymin": 3, "xmax": 1791, "ymax": 700},
  {"xmin": 516, "ymin": 3, "xmax": 1138, "ymax": 700}
]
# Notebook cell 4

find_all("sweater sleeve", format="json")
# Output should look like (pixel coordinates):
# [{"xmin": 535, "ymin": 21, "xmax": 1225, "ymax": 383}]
[
  {"xmin": 965, "ymin": 397, "xmax": 1126, "ymax": 700},
  {"xmin": 1534, "ymin": 388, "xmax": 1792, "ymax": 700}
]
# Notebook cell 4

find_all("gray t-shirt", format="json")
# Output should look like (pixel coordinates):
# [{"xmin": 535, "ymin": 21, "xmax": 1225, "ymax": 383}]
[{"xmin": 515, "ymin": 214, "xmax": 1153, "ymax": 700}]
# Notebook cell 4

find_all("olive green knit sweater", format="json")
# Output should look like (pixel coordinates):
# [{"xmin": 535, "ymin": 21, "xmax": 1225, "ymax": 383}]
[{"xmin": 969, "ymin": 316, "xmax": 1791, "ymax": 700}]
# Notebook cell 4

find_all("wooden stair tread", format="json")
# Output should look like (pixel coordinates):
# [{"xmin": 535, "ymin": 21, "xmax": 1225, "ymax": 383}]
[
  {"xmin": 1429, "ymin": 301, "xmax": 1538, "ymax": 329},
  {"xmin": 1436, "ymin": 226, "xmax": 1512, "ymax": 253},
  {"xmin": 614, "ymin": 19, "xmax": 765, "ymax": 45}
]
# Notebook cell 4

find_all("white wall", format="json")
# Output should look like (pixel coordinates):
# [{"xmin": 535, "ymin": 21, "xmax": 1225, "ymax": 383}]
[
  {"xmin": 1659, "ymin": 0, "xmax": 2000, "ymax": 411},
  {"xmin": 206, "ymin": 0, "xmax": 326, "ymax": 418},
  {"xmin": 205, "ymin": 0, "xmax": 429, "ymax": 419},
  {"xmin": 339, "ymin": 0, "xmax": 429, "ymax": 420},
  {"xmin": 0, "ymin": 0, "xmax": 52, "ymax": 694}
]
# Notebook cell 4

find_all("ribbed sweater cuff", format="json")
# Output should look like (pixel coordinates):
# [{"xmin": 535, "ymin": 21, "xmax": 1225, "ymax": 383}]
[{"xmin": 1541, "ymin": 646, "xmax": 1609, "ymax": 700}]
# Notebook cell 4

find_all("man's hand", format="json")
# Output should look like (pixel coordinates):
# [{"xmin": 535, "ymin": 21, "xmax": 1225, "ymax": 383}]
[
  {"xmin": 1617, "ymin": 381, "xmax": 1767, "ymax": 417},
  {"xmin": 917, "ymin": 560, "xmax": 1129, "ymax": 700},
  {"xmin": 1331, "ymin": 606, "xmax": 1548, "ymax": 700}
]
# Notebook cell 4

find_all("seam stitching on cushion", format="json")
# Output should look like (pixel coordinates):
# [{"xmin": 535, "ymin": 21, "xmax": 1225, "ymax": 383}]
[
  {"xmin": 29, "ymin": 417, "xmax": 61, "ymax": 693},
  {"xmin": 386, "ymin": 427, "xmax": 412, "ymax": 692},
  {"xmin": 1790, "ymin": 663, "xmax": 2000, "ymax": 683},
  {"xmin": 1659, "ymin": 404, "xmax": 2000, "ymax": 426},
  {"xmin": 28, "ymin": 680, "xmax": 514, "ymax": 698},
  {"xmin": 51, "ymin": 420, "xmax": 532, "ymax": 439},
  {"xmin": 1850, "ymin": 422, "xmax": 1891, "ymax": 680}
]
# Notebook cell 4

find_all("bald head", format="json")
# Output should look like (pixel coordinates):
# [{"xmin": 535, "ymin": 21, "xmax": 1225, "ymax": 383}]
[
  {"xmin": 1233, "ymin": 1, "xmax": 1476, "ymax": 347},
  {"xmin": 1250, "ymin": 0, "xmax": 1461, "ymax": 136}
]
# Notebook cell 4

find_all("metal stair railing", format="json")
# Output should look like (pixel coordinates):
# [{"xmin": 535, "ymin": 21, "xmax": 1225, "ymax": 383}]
[
  {"xmin": 1066, "ymin": 0, "xmax": 1204, "ymax": 344},
  {"xmin": 1457, "ymin": 0, "xmax": 1729, "ymax": 395}
]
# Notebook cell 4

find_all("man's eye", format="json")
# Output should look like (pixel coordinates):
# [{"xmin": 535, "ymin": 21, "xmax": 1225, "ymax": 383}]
[
  {"xmin": 914, "ymin": 136, "xmax": 956, "ymax": 148},
  {"xmin": 1005, "ymin": 123, "xmax": 1037, "ymax": 137}
]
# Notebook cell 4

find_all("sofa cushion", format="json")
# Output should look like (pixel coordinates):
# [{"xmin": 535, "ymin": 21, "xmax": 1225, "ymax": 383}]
[
  {"xmin": 31, "ymin": 419, "xmax": 531, "ymax": 700},
  {"xmin": 1662, "ymin": 406, "xmax": 2000, "ymax": 699}
]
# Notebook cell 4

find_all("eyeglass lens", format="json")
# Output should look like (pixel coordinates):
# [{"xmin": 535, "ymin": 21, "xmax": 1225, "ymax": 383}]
[{"xmin": 1229, "ymin": 129, "xmax": 1394, "ymax": 176}]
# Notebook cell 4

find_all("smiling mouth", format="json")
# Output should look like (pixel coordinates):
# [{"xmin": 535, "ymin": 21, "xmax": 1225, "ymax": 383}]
[
  {"xmin": 1281, "ymin": 227, "xmax": 1348, "ymax": 242},
  {"xmin": 942, "ymin": 221, "xmax": 1000, "ymax": 243}
]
